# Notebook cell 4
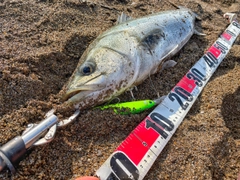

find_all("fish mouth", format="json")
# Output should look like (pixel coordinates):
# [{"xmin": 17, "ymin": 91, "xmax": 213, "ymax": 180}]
[{"xmin": 63, "ymin": 84, "xmax": 106, "ymax": 103}]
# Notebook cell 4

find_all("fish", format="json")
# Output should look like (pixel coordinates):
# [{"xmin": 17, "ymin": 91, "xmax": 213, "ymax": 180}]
[{"xmin": 63, "ymin": 8, "xmax": 202, "ymax": 109}]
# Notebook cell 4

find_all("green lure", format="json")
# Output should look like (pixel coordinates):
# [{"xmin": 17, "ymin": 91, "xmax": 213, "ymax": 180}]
[{"xmin": 98, "ymin": 97, "xmax": 164, "ymax": 115}]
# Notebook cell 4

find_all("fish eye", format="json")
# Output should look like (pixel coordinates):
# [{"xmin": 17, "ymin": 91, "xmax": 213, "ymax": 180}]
[{"xmin": 80, "ymin": 61, "xmax": 95, "ymax": 75}]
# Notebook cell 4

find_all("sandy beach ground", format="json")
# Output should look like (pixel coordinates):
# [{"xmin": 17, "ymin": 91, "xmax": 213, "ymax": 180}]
[{"xmin": 0, "ymin": 0, "xmax": 240, "ymax": 179}]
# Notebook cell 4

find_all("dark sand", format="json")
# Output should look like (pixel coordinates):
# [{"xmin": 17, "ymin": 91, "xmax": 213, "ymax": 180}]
[{"xmin": 0, "ymin": 0, "xmax": 240, "ymax": 179}]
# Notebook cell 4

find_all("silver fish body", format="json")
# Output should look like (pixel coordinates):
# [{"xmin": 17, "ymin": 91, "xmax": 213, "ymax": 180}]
[{"xmin": 64, "ymin": 9, "xmax": 197, "ymax": 109}]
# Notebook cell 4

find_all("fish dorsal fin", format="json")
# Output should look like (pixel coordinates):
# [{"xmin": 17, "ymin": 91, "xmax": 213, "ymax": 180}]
[
  {"xmin": 178, "ymin": 6, "xmax": 202, "ymax": 20},
  {"xmin": 167, "ymin": 1, "xmax": 202, "ymax": 20},
  {"xmin": 141, "ymin": 29, "xmax": 165, "ymax": 51},
  {"xmin": 117, "ymin": 12, "xmax": 132, "ymax": 24}
]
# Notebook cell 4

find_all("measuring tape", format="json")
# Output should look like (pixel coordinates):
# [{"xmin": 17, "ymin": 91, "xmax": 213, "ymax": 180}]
[{"xmin": 96, "ymin": 20, "xmax": 240, "ymax": 180}]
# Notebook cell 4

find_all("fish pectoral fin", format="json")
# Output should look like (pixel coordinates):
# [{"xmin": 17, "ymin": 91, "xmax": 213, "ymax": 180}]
[
  {"xmin": 117, "ymin": 12, "xmax": 132, "ymax": 24},
  {"xmin": 160, "ymin": 44, "xmax": 179, "ymax": 61},
  {"xmin": 160, "ymin": 60, "xmax": 177, "ymax": 72},
  {"xmin": 194, "ymin": 29, "xmax": 206, "ymax": 36}
]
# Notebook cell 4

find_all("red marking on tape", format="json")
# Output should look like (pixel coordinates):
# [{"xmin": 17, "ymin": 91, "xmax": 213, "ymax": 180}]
[
  {"xmin": 221, "ymin": 32, "xmax": 232, "ymax": 41},
  {"xmin": 208, "ymin": 45, "xmax": 221, "ymax": 58},
  {"xmin": 134, "ymin": 119, "xmax": 159, "ymax": 148},
  {"xmin": 116, "ymin": 118, "xmax": 159, "ymax": 165},
  {"xmin": 175, "ymin": 75, "xmax": 197, "ymax": 93}
]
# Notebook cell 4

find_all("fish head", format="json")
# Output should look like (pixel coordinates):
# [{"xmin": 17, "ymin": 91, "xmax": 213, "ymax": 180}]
[{"xmin": 63, "ymin": 46, "xmax": 134, "ymax": 108}]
